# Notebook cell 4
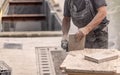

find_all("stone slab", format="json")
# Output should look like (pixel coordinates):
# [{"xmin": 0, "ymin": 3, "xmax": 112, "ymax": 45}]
[
  {"xmin": 60, "ymin": 49, "xmax": 119, "ymax": 74},
  {"xmin": 51, "ymin": 50, "xmax": 67, "ymax": 75},
  {"xmin": 68, "ymin": 34, "xmax": 85, "ymax": 51},
  {"xmin": 85, "ymin": 50, "xmax": 119, "ymax": 63}
]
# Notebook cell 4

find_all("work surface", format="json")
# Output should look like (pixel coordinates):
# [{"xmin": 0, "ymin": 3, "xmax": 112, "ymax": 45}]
[{"xmin": 60, "ymin": 49, "xmax": 120, "ymax": 75}]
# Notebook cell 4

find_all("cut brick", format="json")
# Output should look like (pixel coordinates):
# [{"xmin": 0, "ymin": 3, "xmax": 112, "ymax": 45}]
[{"xmin": 84, "ymin": 50, "xmax": 119, "ymax": 63}]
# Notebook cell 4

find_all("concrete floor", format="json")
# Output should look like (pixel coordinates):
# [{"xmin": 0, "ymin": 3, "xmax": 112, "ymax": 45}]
[
  {"xmin": 0, "ymin": 37, "xmax": 61, "ymax": 49},
  {"xmin": 0, "ymin": 37, "xmax": 61, "ymax": 75},
  {"xmin": 0, "ymin": 0, "xmax": 76, "ymax": 75}
]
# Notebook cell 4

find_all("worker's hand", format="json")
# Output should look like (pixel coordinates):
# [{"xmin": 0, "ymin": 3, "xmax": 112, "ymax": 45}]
[
  {"xmin": 62, "ymin": 35, "xmax": 68, "ymax": 41},
  {"xmin": 75, "ymin": 28, "xmax": 88, "ymax": 41}
]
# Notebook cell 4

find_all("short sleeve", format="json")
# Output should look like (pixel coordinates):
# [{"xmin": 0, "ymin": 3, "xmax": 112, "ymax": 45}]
[
  {"xmin": 64, "ymin": 0, "xmax": 71, "ymax": 17},
  {"xmin": 93, "ymin": 0, "xmax": 107, "ymax": 9}
]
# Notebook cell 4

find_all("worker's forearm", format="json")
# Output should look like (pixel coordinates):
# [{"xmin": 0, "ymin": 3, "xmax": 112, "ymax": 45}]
[
  {"xmin": 84, "ymin": 6, "xmax": 107, "ymax": 35},
  {"xmin": 62, "ymin": 17, "xmax": 71, "ymax": 38}
]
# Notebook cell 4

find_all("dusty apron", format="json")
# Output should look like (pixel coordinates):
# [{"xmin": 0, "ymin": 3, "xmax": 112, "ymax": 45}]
[
  {"xmin": 70, "ymin": 0, "xmax": 95, "ymax": 28},
  {"xmin": 69, "ymin": 0, "xmax": 108, "ymax": 48}
]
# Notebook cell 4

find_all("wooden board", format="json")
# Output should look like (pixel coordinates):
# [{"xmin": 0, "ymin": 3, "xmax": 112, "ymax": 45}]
[
  {"xmin": 60, "ymin": 49, "xmax": 119, "ymax": 74},
  {"xmin": 85, "ymin": 50, "xmax": 119, "ymax": 63},
  {"xmin": 68, "ymin": 34, "xmax": 85, "ymax": 51}
]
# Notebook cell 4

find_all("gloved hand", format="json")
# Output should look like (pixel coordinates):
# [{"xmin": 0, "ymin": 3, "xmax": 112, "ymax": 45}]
[{"xmin": 61, "ymin": 39, "xmax": 68, "ymax": 51}]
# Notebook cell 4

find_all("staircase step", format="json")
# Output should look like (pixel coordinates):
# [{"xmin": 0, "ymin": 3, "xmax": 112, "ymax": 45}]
[
  {"xmin": 9, "ymin": 0, "xmax": 44, "ymax": 5},
  {"xmin": 2, "ymin": 14, "xmax": 46, "ymax": 21},
  {"xmin": 0, "ymin": 31, "xmax": 62, "ymax": 37}
]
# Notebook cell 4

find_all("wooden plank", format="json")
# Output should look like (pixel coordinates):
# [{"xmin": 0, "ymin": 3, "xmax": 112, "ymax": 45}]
[
  {"xmin": 2, "ymin": 14, "xmax": 46, "ymax": 21},
  {"xmin": 9, "ymin": 0, "xmax": 43, "ymax": 5},
  {"xmin": 85, "ymin": 50, "xmax": 119, "ymax": 63},
  {"xmin": 68, "ymin": 34, "xmax": 85, "ymax": 51}
]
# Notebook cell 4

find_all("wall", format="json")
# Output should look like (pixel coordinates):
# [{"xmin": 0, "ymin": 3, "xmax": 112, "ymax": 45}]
[{"xmin": 107, "ymin": 0, "xmax": 120, "ymax": 49}]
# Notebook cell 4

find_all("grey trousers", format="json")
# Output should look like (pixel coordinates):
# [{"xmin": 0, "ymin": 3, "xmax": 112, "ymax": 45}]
[{"xmin": 85, "ymin": 27, "xmax": 108, "ymax": 49}]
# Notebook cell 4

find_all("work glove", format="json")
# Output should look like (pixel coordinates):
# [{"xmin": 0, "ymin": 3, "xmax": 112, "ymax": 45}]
[{"xmin": 61, "ymin": 39, "xmax": 68, "ymax": 50}]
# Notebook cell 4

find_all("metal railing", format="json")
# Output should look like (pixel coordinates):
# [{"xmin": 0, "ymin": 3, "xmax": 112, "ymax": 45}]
[{"xmin": 0, "ymin": 0, "xmax": 9, "ymax": 31}]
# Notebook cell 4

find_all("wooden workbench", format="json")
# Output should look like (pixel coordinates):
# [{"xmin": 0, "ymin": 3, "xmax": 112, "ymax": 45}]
[{"xmin": 60, "ymin": 49, "xmax": 120, "ymax": 75}]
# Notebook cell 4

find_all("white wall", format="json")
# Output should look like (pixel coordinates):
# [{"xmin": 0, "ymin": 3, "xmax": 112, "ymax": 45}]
[{"xmin": 107, "ymin": 0, "xmax": 120, "ymax": 49}]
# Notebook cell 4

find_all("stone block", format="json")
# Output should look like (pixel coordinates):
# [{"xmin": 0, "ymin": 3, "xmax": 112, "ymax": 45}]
[
  {"xmin": 68, "ymin": 34, "xmax": 85, "ymax": 51},
  {"xmin": 85, "ymin": 50, "xmax": 119, "ymax": 63}
]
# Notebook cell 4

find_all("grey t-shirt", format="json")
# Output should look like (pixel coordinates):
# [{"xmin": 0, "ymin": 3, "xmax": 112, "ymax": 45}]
[{"xmin": 64, "ymin": 0, "xmax": 109, "ymax": 26}]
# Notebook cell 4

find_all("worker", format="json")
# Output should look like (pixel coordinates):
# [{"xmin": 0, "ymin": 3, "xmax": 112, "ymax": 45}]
[{"xmin": 61, "ymin": 0, "xmax": 109, "ymax": 50}]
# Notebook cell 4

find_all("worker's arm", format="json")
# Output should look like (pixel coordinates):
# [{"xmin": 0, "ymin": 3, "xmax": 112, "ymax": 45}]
[
  {"xmin": 76, "ymin": 6, "xmax": 107, "ymax": 41},
  {"xmin": 62, "ymin": 17, "xmax": 71, "ymax": 40}
]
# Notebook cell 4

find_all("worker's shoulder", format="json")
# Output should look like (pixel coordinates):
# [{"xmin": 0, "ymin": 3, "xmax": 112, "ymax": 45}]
[
  {"xmin": 90, "ymin": 0, "xmax": 107, "ymax": 9},
  {"xmin": 65, "ymin": 0, "xmax": 70, "ymax": 2},
  {"xmin": 90, "ymin": 0, "xmax": 107, "ymax": 5}
]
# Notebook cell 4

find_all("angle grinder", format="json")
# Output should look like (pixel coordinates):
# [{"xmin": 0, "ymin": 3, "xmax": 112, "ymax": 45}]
[{"xmin": 61, "ymin": 40, "xmax": 68, "ymax": 52}]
